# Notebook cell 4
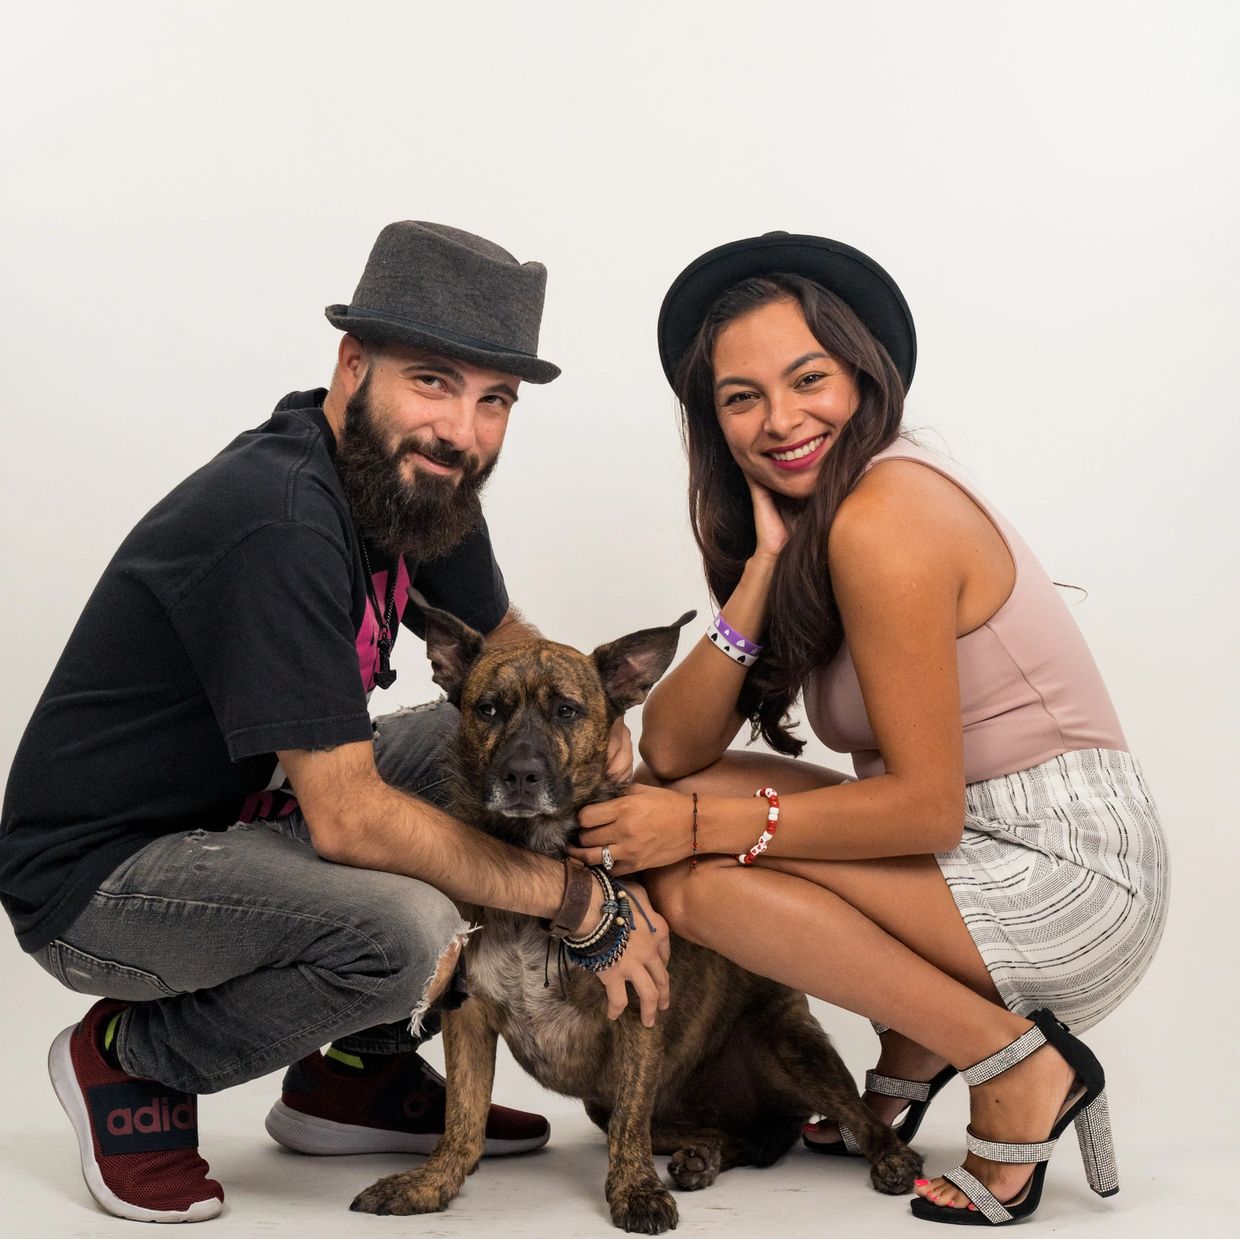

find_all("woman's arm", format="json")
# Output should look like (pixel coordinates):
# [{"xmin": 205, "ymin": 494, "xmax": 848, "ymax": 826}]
[
  {"xmin": 580, "ymin": 464, "xmax": 971, "ymax": 866},
  {"xmin": 639, "ymin": 480, "xmax": 790, "ymax": 778},
  {"xmin": 699, "ymin": 464, "xmax": 968, "ymax": 857},
  {"xmin": 638, "ymin": 551, "xmax": 777, "ymax": 777}
]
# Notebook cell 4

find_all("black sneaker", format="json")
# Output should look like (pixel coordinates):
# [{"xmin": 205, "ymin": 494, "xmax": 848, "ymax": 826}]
[{"xmin": 264, "ymin": 1047, "xmax": 550, "ymax": 1156}]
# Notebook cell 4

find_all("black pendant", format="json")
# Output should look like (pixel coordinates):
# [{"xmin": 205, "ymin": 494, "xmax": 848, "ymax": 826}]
[{"xmin": 375, "ymin": 635, "xmax": 398, "ymax": 690}]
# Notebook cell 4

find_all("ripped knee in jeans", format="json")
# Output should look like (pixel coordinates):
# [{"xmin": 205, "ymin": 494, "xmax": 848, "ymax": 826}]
[{"xmin": 408, "ymin": 924, "xmax": 477, "ymax": 1037}]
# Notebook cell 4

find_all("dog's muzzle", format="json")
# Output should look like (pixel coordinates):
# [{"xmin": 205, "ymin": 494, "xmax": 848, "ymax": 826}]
[{"xmin": 486, "ymin": 736, "xmax": 562, "ymax": 818}]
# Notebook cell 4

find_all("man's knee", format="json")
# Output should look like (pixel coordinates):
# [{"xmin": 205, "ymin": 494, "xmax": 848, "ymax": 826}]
[
  {"xmin": 340, "ymin": 881, "xmax": 468, "ymax": 1024},
  {"xmin": 425, "ymin": 937, "xmax": 462, "ymax": 1006},
  {"xmin": 372, "ymin": 701, "xmax": 459, "ymax": 803}
]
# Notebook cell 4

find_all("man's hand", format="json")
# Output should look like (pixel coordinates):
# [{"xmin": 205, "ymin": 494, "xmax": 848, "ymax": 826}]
[
  {"xmin": 586, "ymin": 879, "xmax": 671, "ymax": 1026},
  {"xmin": 605, "ymin": 715, "xmax": 634, "ymax": 783}
]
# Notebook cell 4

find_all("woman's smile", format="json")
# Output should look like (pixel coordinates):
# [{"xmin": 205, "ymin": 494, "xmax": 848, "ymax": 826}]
[{"xmin": 766, "ymin": 432, "xmax": 829, "ymax": 471}]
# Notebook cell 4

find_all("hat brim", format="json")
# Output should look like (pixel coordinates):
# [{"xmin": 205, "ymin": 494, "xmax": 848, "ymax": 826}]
[
  {"xmin": 325, "ymin": 306, "xmax": 561, "ymax": 384},
  {"xmin": 656, "ymin": 233, "xmax": 916, "ymax": 391}
]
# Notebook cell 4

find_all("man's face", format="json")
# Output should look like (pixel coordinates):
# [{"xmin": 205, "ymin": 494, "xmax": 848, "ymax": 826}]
[{"xmin": 335, "ymin": 344, "xmax": 519, "ymax": 559}]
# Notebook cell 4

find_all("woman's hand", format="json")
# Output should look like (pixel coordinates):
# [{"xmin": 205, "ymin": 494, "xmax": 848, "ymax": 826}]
[
  {"xmin": 748, "ymin": 475, "xmax": 789, "ymax": 561},
  {"xmin": 569, "ymin": 784, "xmax": 694, "ymax": 875}
]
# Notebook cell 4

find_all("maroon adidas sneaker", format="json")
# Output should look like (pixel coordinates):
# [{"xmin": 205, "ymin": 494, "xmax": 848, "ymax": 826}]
[
  {"xmin": 264, "ymin": 1047, "xmax": 550, "ymax": 1156},
  {"xmin": 48, "ymin": 998, "xmax": 224, "ymax": 1223}
]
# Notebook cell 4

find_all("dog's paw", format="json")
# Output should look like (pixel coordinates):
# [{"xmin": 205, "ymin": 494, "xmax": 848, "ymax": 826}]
[
  {"xmin": 868, "ymin": 1140, "xmax": 924, "ymax": 1196},
  {"xmin": 350, "ymin": 1169, "xmax": 457, "ymax": 1216},
  {"xmin": 668, "ymin": 1142, "xmax": 722, "ymax": 1191},
  {"xmin": 609, "ymin": 1181, "xmax": 679, "ymax": 1233}
]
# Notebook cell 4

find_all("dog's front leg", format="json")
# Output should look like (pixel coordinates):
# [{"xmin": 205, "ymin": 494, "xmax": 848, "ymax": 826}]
[
  {"xmin": 350, "ymin": 998, "xmax": 497, "ymax": 1216},
  {"xmin": 605, "ymin": 1016, "xmax": 678, "ymax": 1234}
]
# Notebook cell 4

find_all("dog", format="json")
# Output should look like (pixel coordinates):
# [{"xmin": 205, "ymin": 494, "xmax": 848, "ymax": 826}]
[{"xmin": 349, "ymin": 598, "xmax": 923, "ymax": 1232}]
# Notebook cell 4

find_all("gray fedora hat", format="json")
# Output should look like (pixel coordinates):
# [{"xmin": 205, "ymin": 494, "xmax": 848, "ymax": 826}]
[{"xmin": 326, "ymin": 221, "xmax": 561, "ymax": 383}]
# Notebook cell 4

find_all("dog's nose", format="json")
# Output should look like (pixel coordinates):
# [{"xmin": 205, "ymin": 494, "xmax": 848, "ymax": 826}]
[{"xmin": 500, "ymin": 741, "xmax": 546, "ymax": 789}]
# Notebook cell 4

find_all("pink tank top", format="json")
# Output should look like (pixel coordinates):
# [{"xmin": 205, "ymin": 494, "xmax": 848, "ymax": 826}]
[{"xmin": 802, "ymin": 439, "xmax": 1127, "ymax": 783}]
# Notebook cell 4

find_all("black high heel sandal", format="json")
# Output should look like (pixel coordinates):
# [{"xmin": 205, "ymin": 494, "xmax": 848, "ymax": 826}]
[
  {"xmin": 804, "ymin": 1022, "xmax": 958, "ymax": 1157},
  {"xmin": 910, "ymin": 1008, "xmax": 1118, "ymax": 1226}
]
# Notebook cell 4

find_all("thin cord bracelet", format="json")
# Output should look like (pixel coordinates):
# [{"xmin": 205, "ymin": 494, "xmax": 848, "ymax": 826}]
[
  {"xmin": 690, "ymin": 792, "xmax": 699, "ymax": 871},
  {"xmin": 737, "ymin": 786, "xmax": 780, "ymax": 865}
]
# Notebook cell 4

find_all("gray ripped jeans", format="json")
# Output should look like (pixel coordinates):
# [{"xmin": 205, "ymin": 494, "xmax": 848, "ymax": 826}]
[{"xmin": 32, "ymin": 703, "xmax": 465, "ymax": 1095}]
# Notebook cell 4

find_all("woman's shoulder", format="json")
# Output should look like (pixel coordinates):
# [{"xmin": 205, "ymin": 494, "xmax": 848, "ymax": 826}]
[
  {"xmin": 836, "ymin": 449, "xmax": 969, "ymax": 532},
  {"xmin": 830, "ymin": 443, "xmax": 992, "ymax": 577}
]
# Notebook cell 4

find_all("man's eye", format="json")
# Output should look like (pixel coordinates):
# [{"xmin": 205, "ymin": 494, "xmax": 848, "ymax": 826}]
[
  {"xmin": 475, "ymin": 702, "xmax": 499, "ymax": 720},
  {"xmin": 416, "ymin": 375, "xmax": 445, "ymax": 389}
]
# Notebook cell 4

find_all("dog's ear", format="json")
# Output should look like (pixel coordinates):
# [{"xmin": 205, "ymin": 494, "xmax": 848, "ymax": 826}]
[
  {"xmin": 591, "ymin": 611, "xmax": 697, "ymax": 716},
  {"xmin": 408, "ymin": 588, "xmax": 487, "ymax": 704}
]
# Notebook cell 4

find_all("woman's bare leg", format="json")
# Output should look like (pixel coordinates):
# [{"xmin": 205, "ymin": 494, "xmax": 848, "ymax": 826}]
[{"xmin": 640, "ymin": 753, "xmax": 1077, "ymax": 1210}]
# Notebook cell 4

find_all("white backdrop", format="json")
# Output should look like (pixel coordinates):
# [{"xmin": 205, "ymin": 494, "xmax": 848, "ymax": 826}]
[{"xmin": 1, "ymin": 2, "xmax": 1236, "ymax": 1233}]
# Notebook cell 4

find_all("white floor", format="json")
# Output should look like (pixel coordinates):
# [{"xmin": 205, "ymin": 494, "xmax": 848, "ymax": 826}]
[{"xmin": 2, "ymin": 1042, "xmax": 1229, "ymax": 1239}]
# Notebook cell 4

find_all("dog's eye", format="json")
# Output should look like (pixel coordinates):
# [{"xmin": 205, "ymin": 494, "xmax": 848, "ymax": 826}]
[
  {"xmin": 475, "ymin": 702, "xmax": 499, "ymax": 720},
  {"xmin": 555, "ymin": 703, "xmax": 581, "ymax": 721}
]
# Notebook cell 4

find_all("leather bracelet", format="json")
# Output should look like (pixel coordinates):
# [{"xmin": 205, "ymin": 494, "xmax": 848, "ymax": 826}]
[{"xmin": 549, "ymin": 857, "xmax": 595, "ymax": 939}]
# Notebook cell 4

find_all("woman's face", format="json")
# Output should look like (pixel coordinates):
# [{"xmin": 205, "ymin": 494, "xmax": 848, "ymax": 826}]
[{"xmin": 711, "ymin": 297, "xmax": 860, "ymax": 500}]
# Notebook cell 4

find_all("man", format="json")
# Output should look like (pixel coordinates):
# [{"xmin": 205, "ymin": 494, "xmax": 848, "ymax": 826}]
[{"xmin": 0, "ymin": 222, "xmax": 670, "ymax": 1223}]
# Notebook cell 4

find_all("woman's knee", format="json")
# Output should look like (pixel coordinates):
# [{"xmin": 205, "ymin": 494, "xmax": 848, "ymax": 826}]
[{"xmin": 644, "ymin": 857, "xmax": 733, "ymax": 943}]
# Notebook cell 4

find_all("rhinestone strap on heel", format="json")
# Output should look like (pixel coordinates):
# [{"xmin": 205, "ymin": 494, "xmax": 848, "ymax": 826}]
[
  {"xmin": 910, "ymin": 1008, "xmax": 1116, "ymax": 1226},
  {"xmin": 805, "ymin": 1020, "xmax": 957, "ymax": 1157}
]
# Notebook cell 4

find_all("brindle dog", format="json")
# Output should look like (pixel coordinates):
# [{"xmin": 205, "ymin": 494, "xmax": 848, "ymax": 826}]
[{"xmin": 350, "ymin": 597, "xmax": 922, "ymax": 1232}]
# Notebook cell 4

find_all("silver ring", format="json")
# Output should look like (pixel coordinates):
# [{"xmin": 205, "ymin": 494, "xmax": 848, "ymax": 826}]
[{"xmin": 600, "ymin": 847, "xmax": 615, "ymax": 871}]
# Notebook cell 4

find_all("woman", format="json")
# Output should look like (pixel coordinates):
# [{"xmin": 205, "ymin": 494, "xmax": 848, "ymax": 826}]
[{"xmin": 568, "ymin": 233, "xmax": 1168, "ymax": 1226}]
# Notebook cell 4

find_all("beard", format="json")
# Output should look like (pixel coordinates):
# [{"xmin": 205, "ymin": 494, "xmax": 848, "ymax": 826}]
[{"xmin": 335, "ymin": 371, "xmax": 499, "ymax": 560}]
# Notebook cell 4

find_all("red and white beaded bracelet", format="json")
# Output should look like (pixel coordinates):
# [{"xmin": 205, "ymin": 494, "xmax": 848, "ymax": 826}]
[{"xmin": 737, "ymin": 786, "xmax": 780, "ymax": 865}]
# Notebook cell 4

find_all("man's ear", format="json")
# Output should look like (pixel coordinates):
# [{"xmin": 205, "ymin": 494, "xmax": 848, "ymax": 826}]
[
  {"xmin": 409, "ymin": 588, "xmax": 487, "ymax": 705},
  {"xmin": 337, "ymin": 332, "xmax": 370, "ymax": 393},
  {"xmin": 591, "ymin": 611, "xmax": 697, "ymax": 717}
]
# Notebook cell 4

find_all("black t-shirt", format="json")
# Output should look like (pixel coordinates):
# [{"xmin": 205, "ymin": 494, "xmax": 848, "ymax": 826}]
[{"xmin": 0, "ymin": 389, "xmax": 509, "ymax": 952}]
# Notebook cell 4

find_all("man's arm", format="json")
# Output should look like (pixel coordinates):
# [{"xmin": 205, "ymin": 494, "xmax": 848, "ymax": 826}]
[
  {"xmin": 283, "ymin": 738, "xmax": 562, "ymax": 913},
  {"xmin": 279, "ymin": 739, "xmax": 667, "ymax": 1021}
]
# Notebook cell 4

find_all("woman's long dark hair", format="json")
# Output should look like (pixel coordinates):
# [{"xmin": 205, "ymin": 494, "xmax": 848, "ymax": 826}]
[{"xmin": 673, "ymin": 273, "xmax": 906, "ymax": 756}]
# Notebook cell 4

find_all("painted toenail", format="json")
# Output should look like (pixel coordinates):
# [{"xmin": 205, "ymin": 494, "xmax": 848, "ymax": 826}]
[
  {"xmin": 801, "ymin": 1122, "xmax": 819, "ymax": 1135},
  {"xmin": 968, "ymin": 1204, "xmax": 978, "ymax": 1211},
  {"xmin": 915, "ymin": 1178, "xmax": 928, "ymax": 1186}
]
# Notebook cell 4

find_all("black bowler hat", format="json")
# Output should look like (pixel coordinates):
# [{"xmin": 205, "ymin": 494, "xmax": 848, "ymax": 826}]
[
  {"xmin": 657, "ymin": 231, "xmax": 916, "ymax": 391},
  {"xmin": 326, "ymin": 221, "xmax": 561, "ymax": 383}
]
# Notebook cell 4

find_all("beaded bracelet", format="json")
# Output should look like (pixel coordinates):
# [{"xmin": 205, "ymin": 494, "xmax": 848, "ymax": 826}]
[
  {"xmin": 737, "ymin": 786, "xmax": 780, "ymax": 865},
  {"xmin": 563, "ymin": 867, "xmax": 633, "ymax": 970},
  {"xmin": 565, "ymin": 921, "xmax": 630, "ymax": 972},
  {"xmin": 707, "ymin": 613, "xmax": 763, "ymax": 668}
]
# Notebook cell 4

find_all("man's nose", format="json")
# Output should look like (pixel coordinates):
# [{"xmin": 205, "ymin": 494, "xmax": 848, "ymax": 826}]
[{"xmin": 428, "ymin": 397, "xmax": 478, "ymax": 453}]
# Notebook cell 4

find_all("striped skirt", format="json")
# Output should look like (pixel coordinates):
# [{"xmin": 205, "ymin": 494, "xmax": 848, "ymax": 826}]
[{"xmin": 935, "ymin": 748, "xmax": 1169, "ymax": 1033}]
